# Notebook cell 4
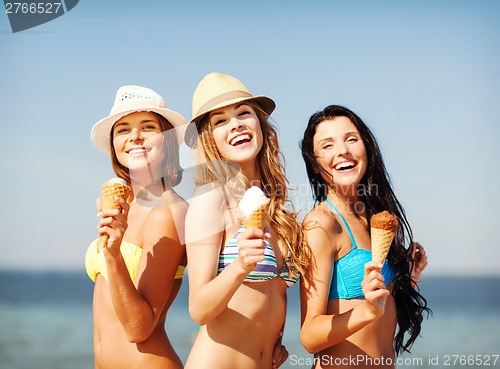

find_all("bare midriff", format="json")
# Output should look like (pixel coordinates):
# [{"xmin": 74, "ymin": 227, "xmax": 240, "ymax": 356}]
[
  {"xmin": 93, "ymin": 276, "xmax": 183, "ymax": 369},
  {"xmin": 314, "ymin": 295, "xmax": 397, "ymax": 369},
  {"xmin": 185, "ymin": 278, "xmax": 287, "ymax": 369}
]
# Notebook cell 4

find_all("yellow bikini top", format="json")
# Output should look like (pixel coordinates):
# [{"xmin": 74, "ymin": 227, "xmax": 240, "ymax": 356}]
[{"xmin": 85, "ymin": 239, "xmax": 186, "ymax": 283}]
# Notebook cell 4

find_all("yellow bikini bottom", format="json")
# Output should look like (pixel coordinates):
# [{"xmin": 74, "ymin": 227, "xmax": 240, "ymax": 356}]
[{"xmin": 85, "ymin": 239, "xmax": 185, "ymax": 283}]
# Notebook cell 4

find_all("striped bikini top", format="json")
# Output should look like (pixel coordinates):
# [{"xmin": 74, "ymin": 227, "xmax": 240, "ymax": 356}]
[{"xmin": 217, "ymin": 225, "xmax": 299, "ymax": 287}]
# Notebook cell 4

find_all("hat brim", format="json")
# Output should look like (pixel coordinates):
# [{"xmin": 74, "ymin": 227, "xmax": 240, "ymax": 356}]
[
  {"xmin": 184, "ymin": 95, "xmax": 275, "ymax": 148},
  {"xmin": 91, "ymin": 107, "xmax": 187, "ymax": 156}
]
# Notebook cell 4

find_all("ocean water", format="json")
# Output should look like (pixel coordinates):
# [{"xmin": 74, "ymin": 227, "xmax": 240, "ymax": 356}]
[{"xmin": 0, "ymin": 271, "xmax": 499, "ymax": 369}]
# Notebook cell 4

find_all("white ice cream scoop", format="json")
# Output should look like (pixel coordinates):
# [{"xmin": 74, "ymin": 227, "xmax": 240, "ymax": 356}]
[
  {"xmin": 105, "ymin": 177, "xmax": 128, "ymax": 186},
  {"xmin": 239, "ymin": 186, "xmax": 269, "ymax": 217}
]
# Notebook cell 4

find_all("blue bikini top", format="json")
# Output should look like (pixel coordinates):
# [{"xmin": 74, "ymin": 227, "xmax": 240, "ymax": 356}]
[{"xmin": 324, "ymin": 197, "xmax": 395, "ymax": 300}]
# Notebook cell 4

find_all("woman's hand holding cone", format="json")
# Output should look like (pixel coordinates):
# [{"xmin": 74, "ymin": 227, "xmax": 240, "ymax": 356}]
[
  {"xmin": 361, "ymin": 261, "xmax": 390, "ymax": 320},
  {"xmin": 97, "ymin": 196, "xmax": 130, "ymax": 254},
  {"xmin": 235, "ymin": 228, "xmax": 271, "ymax": 275}
]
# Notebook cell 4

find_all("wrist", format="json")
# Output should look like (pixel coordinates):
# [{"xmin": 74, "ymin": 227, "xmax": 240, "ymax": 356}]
[
  {"xmin": 358, "ymin": 301, "xmax": 381, "ymax": 323},
  {"xmin": 103, "ymin": 242, "xmax": 123, "ymax": 261},
  {"xmin": 232, "ymin": 257, "xmax": 251, "ymax": 280}
]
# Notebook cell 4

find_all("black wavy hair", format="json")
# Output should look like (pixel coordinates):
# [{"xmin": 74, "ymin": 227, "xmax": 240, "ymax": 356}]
[{"xmin": 300, "ymin": 105, "xmax": 430, "ymax": 354}]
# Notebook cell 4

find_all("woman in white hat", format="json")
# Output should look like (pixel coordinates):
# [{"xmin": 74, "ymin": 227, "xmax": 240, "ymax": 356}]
[
  {"xmin": 86, "ymin": 85, "xmax": 188, "ymax": 369},
  {"xmin": 184, "ymin": 73, "xmax": 311, "ymax": 369}
]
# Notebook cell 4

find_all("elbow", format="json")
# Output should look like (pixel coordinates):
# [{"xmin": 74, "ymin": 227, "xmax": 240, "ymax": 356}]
[
  {"xmin": 127, "ymin": 335, "xmax": 147, "ymax": 344},
  {"xmin": 189, "ymin": 304, "xmax": 209, "ymax": 326},
  {"xmin": 125, "ymin": 325, "xmax": 154, "ymax": 344},
  {"xmin": 300, "ymin": 337, "xmax": 316, "ymax": 355},
  {"xmin": 188, "ymin": 289, "xmax": 225, "ymax": 326},
  {"xmin": 189, "ymin": 310, "xmax": 206, "ymax": 326},
  {"xmin": 300, "ymin": 327, "xmax": 320, "ymax": 354}
]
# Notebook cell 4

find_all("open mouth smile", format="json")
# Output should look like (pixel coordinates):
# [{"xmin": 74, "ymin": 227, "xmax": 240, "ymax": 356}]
[
  {"xmin": 229, "ymin": 133, "xmax": 253, "ymax": 147},
  {"xmin": 334, "ymin": 160, "xmax": 358, "ymax": 172},
  {"xmin": 126, "ymin": 146, "xmax": 152, "ymax": 157}
]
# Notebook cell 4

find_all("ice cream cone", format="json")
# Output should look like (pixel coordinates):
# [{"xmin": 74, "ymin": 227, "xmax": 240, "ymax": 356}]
[
  {"xmin": 370, "ymin": 211, "xmax": 398, "ymax": 271},
  {"xmin": 239, "ymin": 186, "xmax": 270, "ymax": 231},
  {"xmin": 102, "ymin": 182, "xmax": 131, "ymax": 209},
  {"xmin": 242, "ymin": 201, "xmax": 269, "ymax": 231},
  {"xmin": 371, "ymin": 228, "xmax": 396, "ymax": 269},
  {"xmin": 101, "ymin": 179, "xmax": 131, "ymax": 247}
]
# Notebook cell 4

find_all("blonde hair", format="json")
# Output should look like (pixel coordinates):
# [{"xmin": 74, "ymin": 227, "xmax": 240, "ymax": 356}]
[{"xmin": 194, "ymin": 103, "xmax": 310, "ymax": 275}]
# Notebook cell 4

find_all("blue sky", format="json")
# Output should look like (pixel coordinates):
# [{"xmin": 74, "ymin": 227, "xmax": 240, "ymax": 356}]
[{"xmin": 1, "ymin": 0, "xmax": 499, "ymax": 275}]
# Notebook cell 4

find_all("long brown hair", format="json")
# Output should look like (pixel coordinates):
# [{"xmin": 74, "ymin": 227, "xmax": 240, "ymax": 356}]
[
  {"xmin": 110, "ymin": 112, "xmax": 182, "ymax": 188},
  {"xmin": 195, "ymin": 102, "xmax": 310, "ymax": 275}
]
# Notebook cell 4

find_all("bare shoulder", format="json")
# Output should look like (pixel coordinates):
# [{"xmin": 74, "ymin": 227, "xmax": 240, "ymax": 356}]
[
  {"xmin": 186, "ymin": 184, "xmax": 226, "ymax": 243},
  {"xmin": 165, "ymin": 190, "xmax": 189, "ymax": 219},
  {"xmin": 303, "ymin": 202, "xmax": 343, "ymax": 257},
  {"xmin": 166, "ymin": 189, "xmax": 189, "ymax": 208},
  {"xmin": 186, "ymin": 184, "xmax": 226, "ymax": 225},
  {"xmin": 189, "ymin": 183, "xmax": 226, "ymax": 210},
  {"xmin": 143, "ymin": 206, "xmax": 176, "ymax": 235},
  {"xmin": 304, "ymin": 202, "xmax": 342, "ymax": 236}
]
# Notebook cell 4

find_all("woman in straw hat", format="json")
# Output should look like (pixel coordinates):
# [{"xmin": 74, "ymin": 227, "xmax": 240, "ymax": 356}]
[
  {"xmin": 184, "ymin": 72, "xmax": 311, "ymax": 369},
  {"xmin": 299, "ymin": 105, "xmax": 429, "ymax": 368},
  {"xmin": 87, "ymin": 85, "xmax": 188, "ymax": 369}
]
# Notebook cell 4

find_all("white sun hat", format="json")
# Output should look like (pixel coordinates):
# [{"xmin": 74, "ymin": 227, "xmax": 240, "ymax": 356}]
[{"xmin": 91, "ymin": 85, "xmax": 187, "ymax": 156}]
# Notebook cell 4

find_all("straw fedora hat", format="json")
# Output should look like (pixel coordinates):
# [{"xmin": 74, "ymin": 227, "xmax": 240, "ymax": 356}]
[
  {"xmin": 184, "ymin": 73, "xmax": 275, "ymax": 147},
  {"xmin": 91, "ymin": 85, "xmax": 187, "ymax": 156}
]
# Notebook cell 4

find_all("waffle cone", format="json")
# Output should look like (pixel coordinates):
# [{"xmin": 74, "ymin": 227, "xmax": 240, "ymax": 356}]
[
  {"xmin": 101, "ymin": 182, "xmax": 131, "ymax": 246},
  {"xmin": 102, "ymin": 183, "xmax": 131, "ymax": 210},
  {"xmin": 242, "ymin": 202, "xmax": 269, "ymax": 230},
  {"xmin": 371, "ymin": 227, "xmax": 395, "ymax": 269}
]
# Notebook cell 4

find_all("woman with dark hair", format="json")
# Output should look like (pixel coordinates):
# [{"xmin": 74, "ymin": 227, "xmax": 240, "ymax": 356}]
[
  {"xmin": 299, "ymin": 105, "xmax": 429, "ymax": 368},
  {"xmin": 85, "ymin": 85, "xmax": 188, "ymax": 369}
]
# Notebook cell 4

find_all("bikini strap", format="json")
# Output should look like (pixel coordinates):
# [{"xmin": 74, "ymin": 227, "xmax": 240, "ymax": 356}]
[{"xmin": 323, "ymin": 197, "xmax": 357, "ymax": 249}]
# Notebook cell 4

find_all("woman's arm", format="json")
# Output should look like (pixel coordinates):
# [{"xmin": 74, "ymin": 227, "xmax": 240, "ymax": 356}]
[
  {"xmin": 300, "ymin": 210, "xmax": 389, "ymax": 354},
  {"xmin": 100, "ymin": 198, "xmax": 185, "ymax": 343},
  {"xmin": 186, "ymin": 186, "xmax": 267, "ymax": 325},
  {"xmin": 272, "ymin": 318, "xmax": 289, "ymax": 369}
]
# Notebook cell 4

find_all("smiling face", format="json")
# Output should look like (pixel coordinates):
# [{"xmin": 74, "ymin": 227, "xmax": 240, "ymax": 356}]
[
  {"xmin": 313, "ymin": 116, "xmax": 368, "ymax": 193},
  {"xmin": 112, "ymin": 111, "xmax": 165, "ymax": 173},
  {"xmin": 208, "ymin": 102, "xmax": 263, "ymax": 168}
]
